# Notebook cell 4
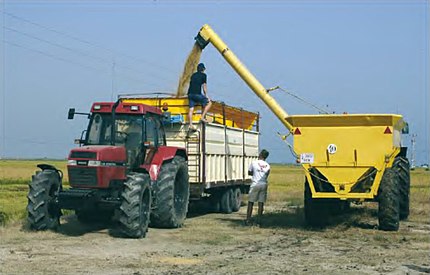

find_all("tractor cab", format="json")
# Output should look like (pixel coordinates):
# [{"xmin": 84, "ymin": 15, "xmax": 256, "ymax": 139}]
[
  {"xmin": 67, "ymin": 101, "xmax": 167, "ymax": 188},
  {"xmin": 84, "ymin": 110, "xmax": 165, "ymax": 168}
]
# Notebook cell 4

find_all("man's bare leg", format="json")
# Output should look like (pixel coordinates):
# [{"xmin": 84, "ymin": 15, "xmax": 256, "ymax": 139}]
[
  {"xmin": 257, "ymin": 202, "xmax": 264, "ymax": 224},
  {"xmin": 201, "ymin": 101, "xmax": 212, "ymax": 122},
  {"xmin": 188, "ymin": 107, "xmax": 195, "ymax": 128},
  {"xmin": 246, "ymin": 202, "xmax": 254, "ymax": 224}
]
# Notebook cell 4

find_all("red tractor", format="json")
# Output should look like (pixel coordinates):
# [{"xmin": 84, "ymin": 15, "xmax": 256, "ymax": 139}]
[{"xmin": 27, "ymin": 100, "xmax": 189, "ymax": 238}]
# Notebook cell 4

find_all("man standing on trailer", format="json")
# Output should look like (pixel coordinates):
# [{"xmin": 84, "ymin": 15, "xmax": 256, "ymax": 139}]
[
  {"xmin": 246, "ymin": 149, "xmax": 271, "ymax": 225},
  {"xmin": 188, "ymin": 63, "xmax": 212, "ymax": 130}
]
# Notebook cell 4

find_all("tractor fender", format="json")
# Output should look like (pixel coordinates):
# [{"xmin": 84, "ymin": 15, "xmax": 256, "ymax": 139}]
[
  {"xmin": 141, "ymin": 146, "xmax": 187, "ymax": 181},
  {"xmin": 36, "ymin": 164, "xmax": 64, "ymax": 181}
]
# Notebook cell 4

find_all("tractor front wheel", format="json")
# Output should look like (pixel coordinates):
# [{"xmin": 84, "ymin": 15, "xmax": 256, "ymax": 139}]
[
  {"xmin": 150, "ymin": 156, "xmax": 190, "ymax": 228},
  {"xmin": 118, "ymin": 173, "xmax": 151, "ymax": 238},
  {"xmin": 27, "ymin": 169, "xmax": 62, "ymax": 230}
]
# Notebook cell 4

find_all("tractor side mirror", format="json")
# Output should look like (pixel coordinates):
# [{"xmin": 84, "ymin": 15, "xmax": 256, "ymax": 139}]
[{"xmin": 68, "ymin": 108, "xmax": 75, "ymax": 120}]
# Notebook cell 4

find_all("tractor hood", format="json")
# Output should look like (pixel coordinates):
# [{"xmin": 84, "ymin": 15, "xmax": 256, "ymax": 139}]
[{"xmin": 69, "ymin": 145, "xmax": 126, "ymax": 163}]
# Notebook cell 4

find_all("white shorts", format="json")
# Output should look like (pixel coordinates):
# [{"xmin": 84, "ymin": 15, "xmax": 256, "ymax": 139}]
[{"xmin": 248, "ymin": 184, "xmax": 268, "ymax": 203}]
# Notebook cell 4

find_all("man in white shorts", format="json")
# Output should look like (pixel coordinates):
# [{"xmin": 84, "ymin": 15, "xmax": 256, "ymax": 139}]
[{"xmin": 246, "ymin": 149, "xmax": 270, "ymax": 225}]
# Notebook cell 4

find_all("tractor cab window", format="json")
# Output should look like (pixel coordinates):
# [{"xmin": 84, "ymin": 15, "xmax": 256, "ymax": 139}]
[
  {"xmin": 145, "ymin": 117, "xmax": 156, "ymax": 147},
  {"xmin": 116, "ymin": 116, "xmax": 143, "ymax": 147},
  {"xmin": 155, "ymin": 118, "xmax": 166, "ymax": 146},
  {"xmin": 86, "ymin": 113, "xmax": 143, "ymax": 146},
  {"xmin": 87, "ymin": 114, "xmax": 113, "ymax": 145}
]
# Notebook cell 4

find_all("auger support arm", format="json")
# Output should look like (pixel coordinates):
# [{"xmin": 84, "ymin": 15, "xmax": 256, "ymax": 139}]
[{"xmin": 195, "ymin": 24, "xmax": 294, "ymax": 132}]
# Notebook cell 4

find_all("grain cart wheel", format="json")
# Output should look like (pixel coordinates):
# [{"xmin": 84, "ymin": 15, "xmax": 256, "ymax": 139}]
[
  {"xmin": 230, "ymin": 187, "xmax": 242, "ymax": 212},
  {"xmin": 304, "ymin": 179, "xmax": 329, "ymax": 226},
  {"xmin": 27, "ymin": 169, "xmax": 62, "ymax": 230},
  {"xmin": 150, "ymin": 156, "xmax": 190, "ymax": 228},
  {"xmin": 118, "ymin": 173, "xmax": 151, "ymax": 238},
  {"xmin": 378, "ymin": 168, "xmax": 400, "ymax": 231},
  {"xmin": 219, "ymin": 188, "xmax": 233, "ymax": 214},
  {"xmin": 393, "ymin": 157, "xmax": 410, "ymax": 220}
]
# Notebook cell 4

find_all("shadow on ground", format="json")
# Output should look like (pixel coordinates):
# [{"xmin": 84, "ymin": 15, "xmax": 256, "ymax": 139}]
[
  {"xmin": 217, "ymin": 204, "xmax": 379, "ymax": 231},
  {"xmin": 57, "ymin": 215, "xmax": 114, "ymax": 237}
]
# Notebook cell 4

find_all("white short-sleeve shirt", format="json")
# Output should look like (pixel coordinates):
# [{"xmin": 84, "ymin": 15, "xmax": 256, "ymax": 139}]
[{"xmin": 248, "ymin": 159, "xmax": 270, "ymax": 186}]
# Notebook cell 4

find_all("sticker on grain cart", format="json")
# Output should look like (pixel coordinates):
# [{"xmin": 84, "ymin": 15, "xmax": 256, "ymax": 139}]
[
  {"xmin": 327, "ymin": 144, "xmax": 337, "ymax": 154},
  {"xmin": 300, "ymin": 153, "xmax": 314, "ymax": 164}
]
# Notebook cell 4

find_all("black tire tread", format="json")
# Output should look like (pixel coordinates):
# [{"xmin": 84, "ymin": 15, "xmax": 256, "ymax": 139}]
[
  {"xmin": 304, "ymin": 179, "xmax": 330, "ymax": 227},
  {"xmin": 27, "ymin": 169, "xmax": 61, "ymax": 230},
  {"xmin": 150, "ymin": 156, "xmax": 189, "ymax": 228},
  {"xmin": 220, "ymin": 188, "xmax": 233, "ymax": 214},
  {"xmin": 378, "ymin": 168, "xmax": 400, "ymax": 231},
  {"xmin": 118, "ymin": 173, "xmax": 151, "ymax": 238},
  {"xmin": 393, "ymin": 157, "xmax": 410, "ymax": 220},
  {"xmin": 231, "ymin": 187, "xmax": 242, "ymax": 212}
]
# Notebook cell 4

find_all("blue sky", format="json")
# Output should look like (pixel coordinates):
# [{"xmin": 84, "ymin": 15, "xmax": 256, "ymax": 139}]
[{"xmin": 0, "ymin": 0, "xmax": 428, "ymax": 165}]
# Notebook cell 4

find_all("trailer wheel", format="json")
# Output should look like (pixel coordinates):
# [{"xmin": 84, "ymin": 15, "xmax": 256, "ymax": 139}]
[
  {"xmin": 27, "ymin": 169, "xmax": 62, "ymax": 230},
  {"xmin": 378, "ymin": 168, "xmax": 400, "ymax": 231},
  {"xmin": 220, "ymin": 188, "xmax": 233, "ymax": 214},
  {"xmin": 151, "ymin": 156, "xmax": 190, "ymax": 228},
  {"xmin": 304, "ymin": 179, "xmax": 329, "ymax": 226},
  {"xmin": 118, "ymin": 173, "xmax": 151, "ymax": 238},
  {"xmin": 394, "ymin": 157, "xmax": 410, "ymax": 220},
  {"xmin": 231, "ymin": 187, "xmax": 242, "ymax": 212},
  {"xmin": 209, "ymin": 193, "xmax": 221, "ymax": 213}
]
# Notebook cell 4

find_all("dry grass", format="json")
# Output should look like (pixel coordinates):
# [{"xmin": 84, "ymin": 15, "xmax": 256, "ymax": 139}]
[
  {"xmin": 0, "ymin": 159, "xmax": 68, "ymax": 225},
  {"xmin": 0, "ymin": 159, "xmax": 68, "ymax": 181},
  {"xmin": 0, "ymin": 160, "xmax": 429, "ymax": 231}
]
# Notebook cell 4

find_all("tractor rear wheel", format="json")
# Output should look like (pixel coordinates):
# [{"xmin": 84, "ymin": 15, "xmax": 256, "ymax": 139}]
[
  {"xmin": 231, "ymin": 187, "xmax": 242, "ymax": 212},
  {"xmin": 220, "ymin": 188, "xmax": 233, "ymax": 214},
  {"xmin": 27, "ymin": 169, "xmax": 62, "ymax": 230},
  {"xmin": 378, "ymin": 168, "xmax": 400, "ymax": 231},
  {"xmin": 150, "ymin": 156, "xmax": 190, "ymax": 228},
  {"xmin": 118, "ymin": 173, "xmax": 151, "ymax": 238},
  {"xmin": 393, "ymin": 157, "xmax": 410, "ymax": 220},
  {"xmin": 304, "ymin": 179, "xmax": 329, "ymax": 226}
]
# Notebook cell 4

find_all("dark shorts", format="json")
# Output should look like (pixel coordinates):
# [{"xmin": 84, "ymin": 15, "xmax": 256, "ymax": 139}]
[{"xmin": 188, "ymin": 94, "xmax": 209, "ymax": 108}]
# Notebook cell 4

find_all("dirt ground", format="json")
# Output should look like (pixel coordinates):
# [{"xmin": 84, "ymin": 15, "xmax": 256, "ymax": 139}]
[{"xmin": 1, "ymin": 201, "xmax": 429, "ymax": 275}]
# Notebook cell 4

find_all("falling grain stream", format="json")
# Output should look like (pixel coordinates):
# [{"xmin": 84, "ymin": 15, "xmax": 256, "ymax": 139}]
[{"xmin": 176, "ymin": 43, "xmax": 202, "ymax": 97}]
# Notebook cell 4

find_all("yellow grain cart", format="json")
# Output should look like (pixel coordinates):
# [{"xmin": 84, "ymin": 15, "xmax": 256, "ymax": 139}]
[{"xmin": 195, "ymin": 24, "xmax": 410, "ymax": 230}]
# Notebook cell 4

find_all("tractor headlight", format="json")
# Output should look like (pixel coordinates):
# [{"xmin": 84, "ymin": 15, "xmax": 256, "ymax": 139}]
[
  {"xmin": 88, "ymin": 160, "xmax": 102, "ymax": 167},
  {"xmin": 68, "ymin": 160, "xmax": 77, "ymax": 166}
]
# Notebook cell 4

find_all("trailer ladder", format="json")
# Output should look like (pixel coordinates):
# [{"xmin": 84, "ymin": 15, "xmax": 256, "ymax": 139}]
[{"xmin": 186, "ymin": 131, "xmax": 201, "ymax": 184}]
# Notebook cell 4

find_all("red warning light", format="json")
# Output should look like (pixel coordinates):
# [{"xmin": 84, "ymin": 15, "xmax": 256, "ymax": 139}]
[
  {"xmin": 294, "ymin": 128, "xmax": 301, "ymax": 135},
  {"xmin": 384, "ymin": 127, "xmax": 392, "ymax": 134}
]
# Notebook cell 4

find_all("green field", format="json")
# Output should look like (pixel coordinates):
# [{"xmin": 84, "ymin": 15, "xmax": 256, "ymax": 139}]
[{"xmin": 0, "ymin": 160, "xmax": 429, "ymax": 227}]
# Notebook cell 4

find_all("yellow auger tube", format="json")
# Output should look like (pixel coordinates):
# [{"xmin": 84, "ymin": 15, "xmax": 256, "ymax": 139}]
[{"xmin": 196, "ymin": 24, "xmax": 294, "ymax": 132}]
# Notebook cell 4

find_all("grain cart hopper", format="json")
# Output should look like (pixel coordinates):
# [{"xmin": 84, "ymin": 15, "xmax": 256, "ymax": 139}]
[
  {"xmin": 27, "ymin": 100, "xmax": 189, "ymax": 238},
  {"xmin": 121, "ymin": 94, "xmax": 260, "ymax": 213},
  {"xmin": 195, "ymin": 24, "xmax": 410, "ymax": 231}
]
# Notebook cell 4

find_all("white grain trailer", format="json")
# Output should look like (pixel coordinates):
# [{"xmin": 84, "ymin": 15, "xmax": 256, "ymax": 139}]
[{"xmin": 122, "ymin": 95, "xmax": 260, "ymax": 213}]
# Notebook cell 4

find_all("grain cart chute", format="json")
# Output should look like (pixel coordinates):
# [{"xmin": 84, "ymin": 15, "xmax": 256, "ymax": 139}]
[
  {"xmin": 194, "ymin": 24, "xmax": 410, "ymax": 231},
  {"xmin": 27, "ymin": 100, "xmax": 189, "ymax": 238}
]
